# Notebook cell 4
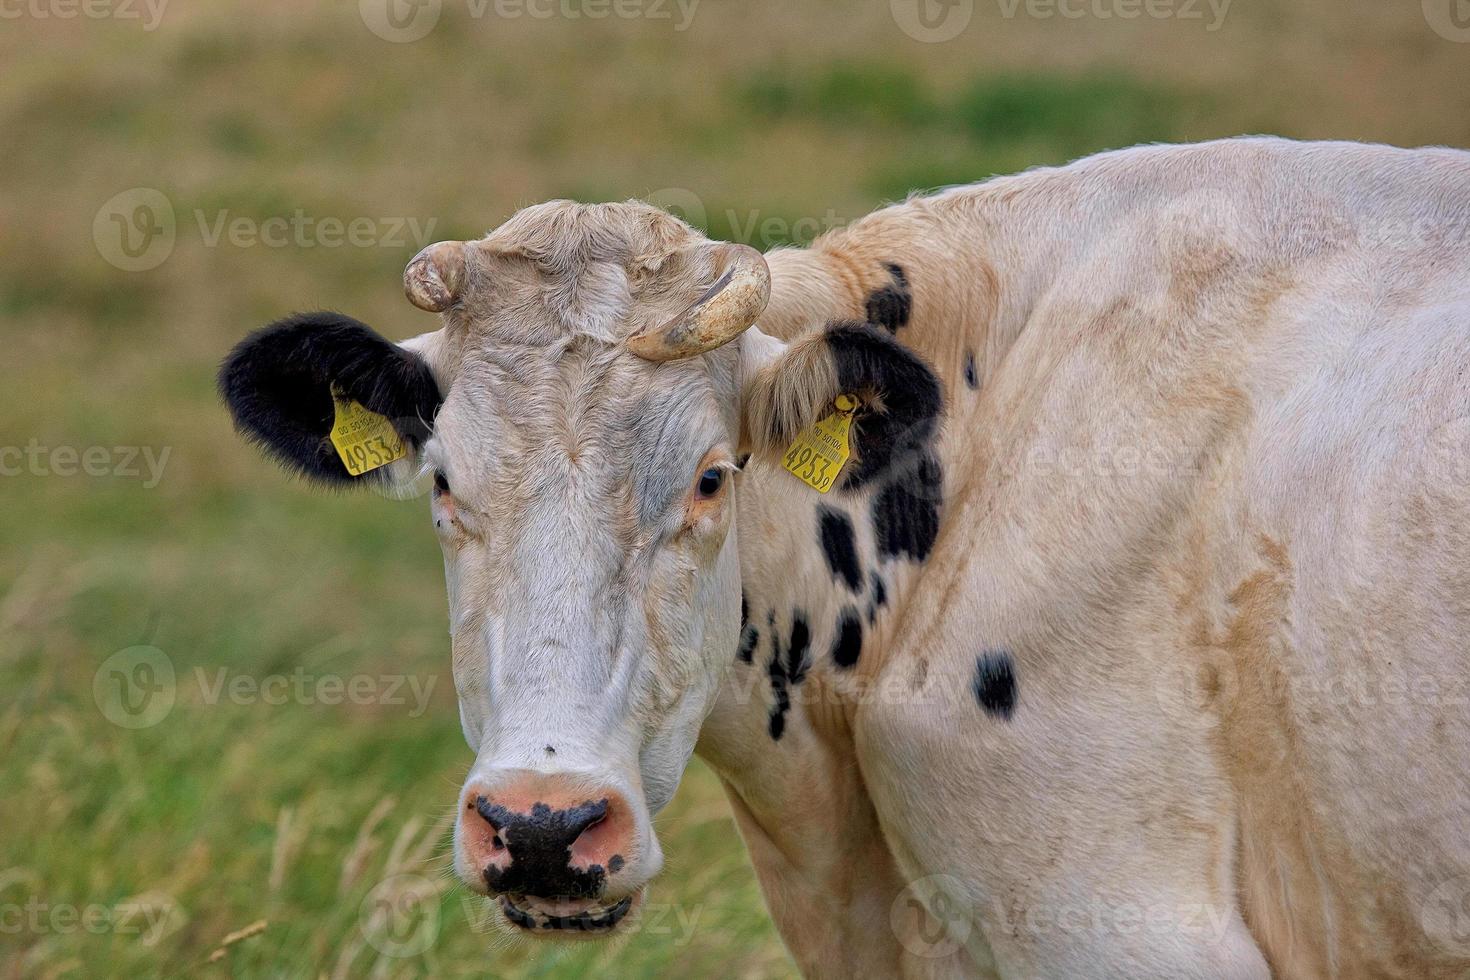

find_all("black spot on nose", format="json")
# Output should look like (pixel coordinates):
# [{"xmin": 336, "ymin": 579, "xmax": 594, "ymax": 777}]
[
  {"xmin": 476, "ymin": 798, "xmax": 610, "ymax": 899},
  {"xmin": 974, "ymin": 652, "xmax": 1017, "ymax": 720},
  {"xmin": 817, "ymin": 506, "xmax": 863, "ymax": 592}
]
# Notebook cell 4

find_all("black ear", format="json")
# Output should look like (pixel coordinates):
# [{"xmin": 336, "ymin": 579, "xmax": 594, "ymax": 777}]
[
  {"xmin": 823, "ymin": 321, "xmax": 942, "ymax": 491},
  {"xmin": 218, "ymin": 311, "xmax": 442, "ymax": 484},
  {"xmin": 744, "ymin": 320, "xmax": 943, "ymax": 492}
]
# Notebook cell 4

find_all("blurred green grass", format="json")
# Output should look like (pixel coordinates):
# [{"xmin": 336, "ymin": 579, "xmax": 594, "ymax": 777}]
[{"xmin": 1, "ymin": 0, "xmax": 1466, "ymax": 976}]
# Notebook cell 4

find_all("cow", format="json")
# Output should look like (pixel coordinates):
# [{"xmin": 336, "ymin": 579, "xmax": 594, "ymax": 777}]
[{"xmin": 220, "ymin": 137, "xmax": 1470, "ymax": 978}]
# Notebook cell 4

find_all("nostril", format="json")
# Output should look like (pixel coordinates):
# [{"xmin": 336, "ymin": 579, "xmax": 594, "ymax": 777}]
[
  {"xmin": 473, "ymin": 795, "xmax": 504, "ymax": 831},
  {"xmin": 564, "ymin": 798, "xmax": 609, "ymax": 841}
]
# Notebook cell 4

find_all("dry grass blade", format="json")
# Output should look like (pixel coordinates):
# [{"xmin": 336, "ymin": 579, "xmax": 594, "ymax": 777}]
[{"xmin": 205, "ymin": 919, "xmax": 268, "ymax": 963}]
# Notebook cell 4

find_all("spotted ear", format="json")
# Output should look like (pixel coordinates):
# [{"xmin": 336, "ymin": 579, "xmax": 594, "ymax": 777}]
[
  {"xmin": 742, "ymin": 320, "xmax": 942, "ymax": 491},
  {"xmin": 218, "ymin": 311, "xmax": 443, "ymax": 486}
]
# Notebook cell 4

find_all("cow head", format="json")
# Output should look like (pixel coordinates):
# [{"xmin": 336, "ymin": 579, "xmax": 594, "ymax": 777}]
[{"xmin": 219, "ymin": 201, "xmax": 940, "ymax": 937}]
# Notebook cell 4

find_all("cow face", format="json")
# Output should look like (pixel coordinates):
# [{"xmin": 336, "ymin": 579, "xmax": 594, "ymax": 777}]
[{"xmin": 220, "ymin": 201, "xmax": 941, "ymax": 937}]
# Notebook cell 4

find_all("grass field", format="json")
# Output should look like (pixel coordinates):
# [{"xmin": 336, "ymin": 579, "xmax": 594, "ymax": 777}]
[{"xmin": 2, "ymin": 1, "xmax": 1466, "ymax": 976}]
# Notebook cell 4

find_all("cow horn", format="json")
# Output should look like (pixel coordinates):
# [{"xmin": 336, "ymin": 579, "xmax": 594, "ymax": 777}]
[
  {"xmin": 404, "ymin": 241, "xmax": 469, "ymax": 313},
  {"xmin": 627, "ymin": 243, "xmax": 771, "ymax": 362}
]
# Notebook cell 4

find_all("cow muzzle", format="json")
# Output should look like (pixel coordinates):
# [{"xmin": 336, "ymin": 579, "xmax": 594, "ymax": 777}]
[{"xmin": 457, "ymin": 771, "xmax": 651, "ymax": 936}]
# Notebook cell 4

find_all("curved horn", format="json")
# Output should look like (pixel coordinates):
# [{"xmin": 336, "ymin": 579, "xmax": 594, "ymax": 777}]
[
  {"xmin": 404, "ymin": 241, "xmax": 468, "ymax": 313},
  {"xmin": 626, "ymin": 243, "xmax": 771, "ymax": 362}
]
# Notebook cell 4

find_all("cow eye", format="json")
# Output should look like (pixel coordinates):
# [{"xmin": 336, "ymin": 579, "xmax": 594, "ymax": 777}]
[
  {"xmin": 696, "ymin": 467, "xmax": 724, "ymax": 498},
  {"xmin": 433, "ymin": 470, "xmax": 450, "ymax": 495}
]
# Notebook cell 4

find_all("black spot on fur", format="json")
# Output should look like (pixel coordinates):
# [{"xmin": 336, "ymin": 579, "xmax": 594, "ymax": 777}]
[
  {"xmin": 817, "ymin": 506, "xmax": 863, "ymax": 592},
  {"xmin": 218, "ymin": 311, "xmax": 441, "ymax": 484},
  {"xmin": 864, "ymin": 263, "xmax": 912, "ymax": 333},
  {"xmin": 973, "ymin": 652, "xmax": 1017, "ymax": 720},
  {"xmin": 867, "ymin": 573, "xmax": 888, "ymax": 624},
  {"xmin": 738, "ymin": 623, "xmax": 760, "ymax": 664},
  {"xmin": 831, "ymin": 609, "xmax": 863, "ymax": 669},
  {"xmin": 477, "ymin": 797, "xmax": 610, "ymax": 899},
  {"xmin": 766, "ymin": 646, "xmax": 790, "ymax": 740},
  {"xmin": 786, "ymin": 615, "xmax": 811, "ymax": 686},
  {"xmin": 607, "ymin": 854, "xmax": 625, "ymax": 874},
  {"xmin": 824, "ymin": 322, "xmax": 943, "ymax": 491},
  {"xmin": 736, "ymin": 452, "xmax": 751, "ymax": 469},
  {"xmin": 766, "ymin": 612, "xmax": 789, "ymax": 739},
  {"xmin": 964, "ymin": 350, "xmax": 978, "ymax": 389},
  {"xmin": 872, "ymin": 450, "xmax": 943, "ymax": 562},
  {"xmin": 766, "ymin": 612, "xmax": 812, "ymax": 740}
]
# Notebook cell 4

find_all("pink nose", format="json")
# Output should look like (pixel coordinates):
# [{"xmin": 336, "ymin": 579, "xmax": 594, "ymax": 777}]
[{"xmin": 461, "ymin": 776, "xmax": 635, "ymax": 901}]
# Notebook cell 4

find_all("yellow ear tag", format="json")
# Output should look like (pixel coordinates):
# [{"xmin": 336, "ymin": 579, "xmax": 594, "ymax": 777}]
[
  {"xmin": 328, "ymin": 389, "xmax": 407, "ymax": 477},
  {"xmin": 782, "ymin": 393, "xmax": 859, "ymax": 493}
]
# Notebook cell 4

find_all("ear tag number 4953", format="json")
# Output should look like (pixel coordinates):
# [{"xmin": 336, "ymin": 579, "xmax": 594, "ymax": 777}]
[
  {"xmin": 782, "ymin": 393, "xmax": 858, "ymax": 494},
  {"xmin": 329, "ymin": 388, "xmax": 407, "ymax": 477}
]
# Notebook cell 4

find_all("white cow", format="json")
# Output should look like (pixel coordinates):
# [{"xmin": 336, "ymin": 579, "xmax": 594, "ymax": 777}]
[{"xmin": 222, "ymin": 137, "xmax": 1470, "ymax": 977}]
